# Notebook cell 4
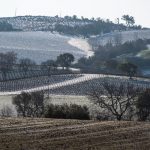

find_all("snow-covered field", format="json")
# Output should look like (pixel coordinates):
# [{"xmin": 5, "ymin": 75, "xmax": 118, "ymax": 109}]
[
  {"xmin": 0, "ymin": 74, "xmax": 150, "ymax": 96},
  {"xmin": 0, "ymin": 32, "xmax": 90, "ymax": 63}
]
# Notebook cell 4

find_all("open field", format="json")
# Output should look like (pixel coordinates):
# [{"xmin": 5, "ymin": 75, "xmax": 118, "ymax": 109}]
[
  {"xmin": 0, "ymin": 118, "xmax": 149, "ymax": 150},
  {"xmin": 0, "ymin": 32, "xmax": 88, "ymax": 63}
]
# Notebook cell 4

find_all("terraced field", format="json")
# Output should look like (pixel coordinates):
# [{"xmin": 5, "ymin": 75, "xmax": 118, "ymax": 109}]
[{"xmin": 0, "ymin": 118, "xmax": 149, "ymax": 150}]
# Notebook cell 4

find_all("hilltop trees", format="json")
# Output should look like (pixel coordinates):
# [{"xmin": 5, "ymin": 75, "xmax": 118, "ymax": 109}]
[
  {"xmin": 51, "ymin": 14, "xmax": 142, "ymax": 37},
  {"xmin": 54, "ymin": 18, "xmax": 127, "ymax": 37},
  {"xmin": 122, "ymin": 15, "xmax": 135, "ymax": 27},
  {"xmin": 57, "ymin": 53, "xmax": 74, "ymax": 69}
]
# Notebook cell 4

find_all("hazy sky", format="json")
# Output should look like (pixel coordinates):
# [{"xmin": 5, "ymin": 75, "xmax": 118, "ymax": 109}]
[{"xmin": 1, "ymin": 0, "xmax": 150, "ymax": 27}]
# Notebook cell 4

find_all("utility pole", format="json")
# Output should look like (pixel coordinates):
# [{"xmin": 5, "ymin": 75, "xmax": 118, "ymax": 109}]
[
  {"xmin": 117, "ymin": 18, "xmax": 120, "ymax": 24},
  {"xmin": 15, "ymin": 8, "xmax": 17, "ymax": 17}
]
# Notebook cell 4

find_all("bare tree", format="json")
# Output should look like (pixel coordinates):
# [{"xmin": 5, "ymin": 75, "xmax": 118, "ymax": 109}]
[{"xmin": 88, "ymin": 80, "xmax": 141, "ymax": 121}]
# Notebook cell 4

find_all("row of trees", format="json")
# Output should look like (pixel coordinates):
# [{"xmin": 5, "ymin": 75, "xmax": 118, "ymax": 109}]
[
  {"xmin": 54, "ymin": 15, "xmax": 141, "ymax": 37},
  {"xmin": 0, "ymin": 52, "xmax": 75, "ymax": 80},
  {"xmin": 63, "ymin": 14, "xmax": 135, "ymax": 27}
]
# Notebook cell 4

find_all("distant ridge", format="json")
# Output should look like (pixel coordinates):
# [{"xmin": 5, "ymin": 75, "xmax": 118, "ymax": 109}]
[
  {"xmin": 0, "ymin": 15, "xmax": 141, "ymax": 35},
  {"xmin": 0, "ymin": 16, "xmax": 93, "ymax": 31}
]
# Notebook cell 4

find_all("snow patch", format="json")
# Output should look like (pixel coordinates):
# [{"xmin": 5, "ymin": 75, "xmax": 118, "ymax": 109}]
[{"xmin": 68, "ymin": 38, "xmax": 94, "ymax": 58}]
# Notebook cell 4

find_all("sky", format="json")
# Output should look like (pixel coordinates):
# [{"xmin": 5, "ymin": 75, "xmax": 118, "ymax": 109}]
[{"xmin": 0, "ymin": 0, "xmax": 150, "ymax": 27}]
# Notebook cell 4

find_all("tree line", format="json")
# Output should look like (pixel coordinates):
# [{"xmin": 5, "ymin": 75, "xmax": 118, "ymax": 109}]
[
  {"xmin": 0, "ymin": 52, "xmax": 75, "ymax": 80},
  {"xmin": 53, "ymin": 15, "xmax": 141, "ymax": 37},
  {"xmin": 76, "ymin": 39, "xmax": 150, "ymax": 77}
]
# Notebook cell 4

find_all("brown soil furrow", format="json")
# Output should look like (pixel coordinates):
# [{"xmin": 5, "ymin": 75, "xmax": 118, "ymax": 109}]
[{"xmin": 0, "ymin": 118, "xmax": 149, "ymax": 150}]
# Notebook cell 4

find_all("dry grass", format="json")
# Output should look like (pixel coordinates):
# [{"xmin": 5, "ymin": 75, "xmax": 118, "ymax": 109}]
[{"xmin": 0, "ymin": 118, "xmax": 150, "ymax": 150}]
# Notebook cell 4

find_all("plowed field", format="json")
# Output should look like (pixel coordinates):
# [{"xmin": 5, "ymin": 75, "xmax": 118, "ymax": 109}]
[{"xmin": 0, "ymin": 118, "xmax": 149, "ymax": 150}]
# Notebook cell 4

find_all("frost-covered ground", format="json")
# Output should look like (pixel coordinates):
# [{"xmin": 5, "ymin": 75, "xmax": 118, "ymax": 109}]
[
  {"xmin": 0, "ymin": 32, "xmax": 90, "ymax": 63},
  {"xmin": 89, "ymin": 30, "xmax": 150, "ymax": 46},
  {"xmin": 89, "ymin": 30, "xmax": 150, "ymax": 76},
  {"xmin": 0, "ymin": 95, "xmax": 97, "ymax": 117}
]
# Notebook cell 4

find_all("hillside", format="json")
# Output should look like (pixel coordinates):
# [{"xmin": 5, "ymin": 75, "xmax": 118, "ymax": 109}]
[
  {"xmin": 0, "ymin": 16, "xmax": 134, "ymax": 35},
  {"xmin": 0, "ymin": 16, "xmax": 92, "ymax": 31},
  {"xmin": 89, "ymin": 30, "xmax": 150, "ymax": 47},
  {"xmin": 0, "ymin": 118, "xmax": 149, "ymax": 150},
  {"xmin": 0, "ymin": 32, "xmax": 90, "ymax": 63}
]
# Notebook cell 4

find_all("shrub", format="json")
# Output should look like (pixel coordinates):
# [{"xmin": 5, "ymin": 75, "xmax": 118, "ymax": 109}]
[
  {"xmin": 136, "ymin": 89, "xmax": 150, "ymax": 121},
  {"xmin": 44, "ymin": 104, "xmax": 90, "ymax": 120},
  {"xmin": 12, "ymin": 91, "xmax": 44, "ymax": 117}
]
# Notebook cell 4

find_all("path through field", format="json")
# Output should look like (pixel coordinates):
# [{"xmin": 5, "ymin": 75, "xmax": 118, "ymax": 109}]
[{"xmin": 0, "ymin": 74, "xmax": 150, "ymax": 95}]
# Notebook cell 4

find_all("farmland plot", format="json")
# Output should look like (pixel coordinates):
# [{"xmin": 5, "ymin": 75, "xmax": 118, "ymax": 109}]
[
  {"xmin": 0, "ymin": 74, "xmax": 82, "ymax": 92},
  {"xmin": 0, "ymin": 118, "xmax": 149, "ymax": 150},
  {"xmin": 49, "ymin": 76, "xmax": 150, "ymax": 96},
  {"xmin": 0, "ymin": 74, "xmax": 150, "ymax": 95}
]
